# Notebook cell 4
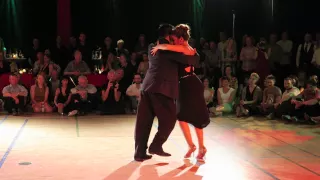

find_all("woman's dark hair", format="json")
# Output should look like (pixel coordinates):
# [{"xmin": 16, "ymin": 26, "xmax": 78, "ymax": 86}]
[
  {"xmin": 223, "ymin": 65, "xmax": 234, "ymax": 76},
  {"xmin": 60, "ymin": 75, "xmax": 72, "ymax": 90},
  {"xmin": 173, "ymin": 24, "xmax": 191, "ymax": 41},
  {"xmin": 289, "ymin": 75, "xmax": 298, "ymax": 86},
  {"xmin": 221, "ymin": 76, "xmax": 230, "ymax": 82},
  {"xmin": 158, "ymin": 23, "xmax": 174, "ymax": 37}
]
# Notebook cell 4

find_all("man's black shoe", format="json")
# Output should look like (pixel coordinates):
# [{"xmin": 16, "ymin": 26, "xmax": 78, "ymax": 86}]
[
  {"xmin": 134, "ymin": 154, "xmax": 152, "ymax": 162},
  {"xmin": 149, "ymin": 148, "xmax": 171, "ymax": 157}
]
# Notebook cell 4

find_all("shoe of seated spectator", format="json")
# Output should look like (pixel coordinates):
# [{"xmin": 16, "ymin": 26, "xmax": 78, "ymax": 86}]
[
  {"xmin": 266, "ymin": 113, "xmax": 275, "ymax": 120},
  {"xmin": 68, "ymin": 110, "xmax": 78, "ymax": 116},
  {"xmin": 304, "ymin": 113, "xmax": 318, "ymax": 125},
  {"xmin": 282, "ymin": 115, "xmax": 292, "ymax": 123}
]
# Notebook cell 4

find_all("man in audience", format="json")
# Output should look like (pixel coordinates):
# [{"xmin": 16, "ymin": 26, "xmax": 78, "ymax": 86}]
[
  {"xmin": 64, "ymin": 50, "xmax": 91, "ymax": 80},
  {"xmin": 77, "ymin": 32, "xmax": 93, "ymax": 70},
  {"xmin": 267, "ymin": 77, "xmax": 300, "ymax": 119},
  {"xmin": 296, "ymin": 33, "xmax": 315, "ymax": 76},
  {"xmin": 2, "ymin": 74, "xmax": 28, "ymax": 115},
  {"xmin": 285, "ymin": 78, "xmax": 320, "ymax": 124},
  {"xmin": 68, "ymin": 76, "xmax": 97, "ymax": 116},
  {"xmin": 126, "ymin": 73, "xmax": 142, "ymax": 113},
  {"xmin": 260, "ymin": 75, "xmax": 282, "ymax": 116}
]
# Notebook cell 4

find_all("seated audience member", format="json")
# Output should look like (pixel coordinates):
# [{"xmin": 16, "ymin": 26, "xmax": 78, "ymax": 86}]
[
  {"xmin": 203, "ymin": 77, "xmax": 214, "ymax": 109},
  {"xmin": 64, "ymin": 50, "xmax": 90, "ymax": 78},
  {"xmin": 48, "ymin": 70, "xmax": 60, "ymax": 100},
  {"xmin": 297, "ymin": 70, "xmax": 307, "ymax": 89},
  {"xmin": 260, "ymin": 75, "xmax": 282, "ymax": 116},
  {"xmin": 219, "ymin": 65, "xmax": 238, "ymax": 91},
  {"xmin": 33, "ymin": 52, "xmax": 44, "ymax": 75},
  {"xmin": 236, "ymin": 73, "xmax": 262, "ymax": 117},
  {"xmin": 213, "ymin": 76, "xmax": 235, "ymax": 115},
  {"xmin": 266, "ymin": 77, "xmax": 300, "ymax": 119},
  {"xmin": 98, "ymin": 70, "xmax": 123, "ymax": 114},
  {"xmin": 68, "ymin": 75, "xmax": 97, "ymax": 116},
  {"xmin": 54, "ymin": 76, "xmax": 72, "ymax": 115},
  {"xmin": 126, "ymin": 73, "xmax": 142, "ymax": 113},
  {"xmin": 39, "ymin": 54, "xmax": 61, "ymax": 77},
  {"xmin": 30, "ymin": 74, "xmax": 53, "ymax": 113},
  {"xmin": 119, "ymin": 54, "xmax": 134, "ymax": 91},
  {"xmin": 305, "ymin": 94, "xmax": 320, "ymax": 123},
  {"xmin": 0, "ymin": 51, "xmax": 10, "ymax": 74},
  {"xmin": 284, "ymin": 78, "xmax": 320, "ymax": 124},
  {"xmin": 2, "ymin": 74, "xmax": 28, "ymax": 115},
  {"xmin": 137, "ymin": 53, "xmax": 149, "ymax": 77}
]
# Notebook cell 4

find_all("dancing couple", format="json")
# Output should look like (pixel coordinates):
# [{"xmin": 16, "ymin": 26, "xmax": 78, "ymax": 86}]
[{"xmin": 134, "ymin": 23, "xmax": 210, "ymax": 162}]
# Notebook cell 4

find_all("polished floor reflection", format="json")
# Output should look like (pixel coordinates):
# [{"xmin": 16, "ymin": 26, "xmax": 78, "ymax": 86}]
[{"xmin": 0, "ymin": 114, "xmax": 319, "ymax": 180}]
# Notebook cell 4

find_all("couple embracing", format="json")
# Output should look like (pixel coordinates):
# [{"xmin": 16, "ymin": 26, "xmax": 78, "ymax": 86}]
[{"xmin": 134, "ymin": 24, "xmax": 210, "ymax": 162}]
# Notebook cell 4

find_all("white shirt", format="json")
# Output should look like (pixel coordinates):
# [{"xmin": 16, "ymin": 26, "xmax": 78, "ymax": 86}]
[
  {"xmin": 277, "ymin": 40, "xmax": 293, "ymax": 65},
  {"xmin": 126, "ymin": 83, "xmax": 141, "ymax": 100},
  {"xmin": 218, "ymin": 87, "xmax": 234, "ymax": 104}
]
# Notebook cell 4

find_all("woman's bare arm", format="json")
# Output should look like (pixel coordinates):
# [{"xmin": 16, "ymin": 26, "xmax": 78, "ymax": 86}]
[{"xmin": 151, "ymin": 44, "xmax": 195, "ymax": 55}]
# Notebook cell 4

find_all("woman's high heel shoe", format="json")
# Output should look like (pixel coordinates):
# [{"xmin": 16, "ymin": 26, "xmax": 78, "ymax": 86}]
[
  {"xmin": 184, "ymin": 144, "xmax": 196, "ymax": 158},
  {"xmin": 196, "ymin": 147, "xmax": 207, "ymax": 161}
]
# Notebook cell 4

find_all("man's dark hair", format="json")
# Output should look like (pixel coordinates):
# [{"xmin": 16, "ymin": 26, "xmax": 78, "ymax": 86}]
[
  {"xmin": 10, "ymin": 73, "xmax": 18, "ymax": 77},
  {"xmin": 158, "ymin": 23, "xmax": 174, "ymax": 38},
  {"xmin": 266, "ymin": 75, "xmax": 276, "ymax": 82}
]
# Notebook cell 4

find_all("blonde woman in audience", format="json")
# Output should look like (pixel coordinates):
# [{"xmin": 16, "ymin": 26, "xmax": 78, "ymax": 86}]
[
  {"xmin": 137, "ymin": 52, "xmax": 149, "ymax": 76},
  {"xmin": 30, "ymin": 73, "xmax": 53, "ymax": 113},
  {"xmin": 214, "ymin": 76, "xmax": 235, "ymax": 115}
]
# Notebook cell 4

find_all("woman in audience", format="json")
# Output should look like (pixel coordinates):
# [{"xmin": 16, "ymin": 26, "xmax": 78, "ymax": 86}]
[
  {"xmin": 33, "ymin": 52, "xmax": 44, "ymax": 75},
  {"xmin": 240, "ymin": 36, "xmax": 257, "ymax": 86},
  {"xmin": 98, "ymin": 70, "xmax": 124, "ymax": 115},
  {"xmin": 255, "ymin": 38, "xmax": 270, "ymax": 86},
  {"xmin": 219, "ymin": 65, "xmax": 238, "ymax": 91},
  {"xmin": 102, "ymin": 52, "xmax": 119, "ymax": 72},
  {"xmin": 130, "ymin": 52, "xmax": 139, "ymax": 73},
  {"xmin": 30, "ymin": 74, "xmax": 53, "ymax": 112},
  {"xmin": 54, "ymin": 76, "xmax": 71, "ymax": 115},
  {"xmin": 214, "ymin": 76, "xmax": 235, "ymax": 115},
  {"xmin": 137, "ymin": 52, "xmax": 149, "ymax": 77},
  {"xmin": 203, "ymin": 77, "xmax": 214, "ymax": 109},
  {"xmin": 236, "ymin": 73, "xmax": 262, "ymax": 117},
  {"xmin": 39, "ymin": 54, "xmax": 61, "ymax": 77}
]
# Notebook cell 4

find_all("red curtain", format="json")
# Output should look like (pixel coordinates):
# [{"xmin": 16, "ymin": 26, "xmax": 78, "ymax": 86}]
[{"xmin": 57, "ymin": 0, "xmax": 71, "ymax": 45}]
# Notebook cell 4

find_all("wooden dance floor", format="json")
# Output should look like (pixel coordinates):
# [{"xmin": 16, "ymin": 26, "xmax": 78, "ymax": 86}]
[{"xmin": 0, "ymin": 114, "xmax": 319, "ymax": 180}]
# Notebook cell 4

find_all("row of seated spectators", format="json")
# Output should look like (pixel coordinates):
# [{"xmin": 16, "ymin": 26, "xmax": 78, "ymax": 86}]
[
  {"xmin": 1, "ymin": 70, "xmax": 142, "ymax": 116},
  {"xmin": 203, "ymin": 69, "xmax": 320, "ymax": 125}
]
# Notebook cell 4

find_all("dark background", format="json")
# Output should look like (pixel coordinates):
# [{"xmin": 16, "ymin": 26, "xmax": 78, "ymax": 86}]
[{"xmin": 1, "ymin": 0, "xmax": 320, "ymax": 51}]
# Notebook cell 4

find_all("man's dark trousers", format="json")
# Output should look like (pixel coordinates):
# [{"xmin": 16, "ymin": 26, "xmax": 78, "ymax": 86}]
[{"xmin": 134, "ymin": 90, "xmax": 176, "ymax": 158}]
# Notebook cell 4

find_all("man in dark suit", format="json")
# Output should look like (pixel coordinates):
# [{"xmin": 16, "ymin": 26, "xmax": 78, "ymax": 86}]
[{"xmin": 134, "ymin": 24, "xmax": 199, "ymax": 161}]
